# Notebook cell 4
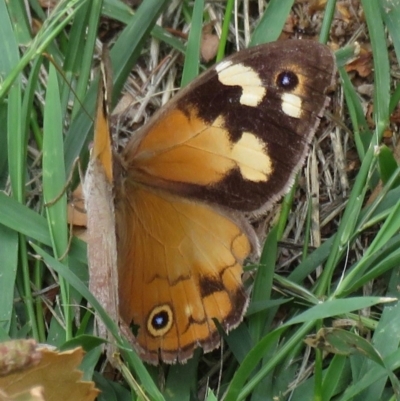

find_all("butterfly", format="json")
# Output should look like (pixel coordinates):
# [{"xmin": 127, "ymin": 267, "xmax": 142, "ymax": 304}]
[{"xmin": 85, "ymin": 40, "xmax": 336, "ymax": 365}]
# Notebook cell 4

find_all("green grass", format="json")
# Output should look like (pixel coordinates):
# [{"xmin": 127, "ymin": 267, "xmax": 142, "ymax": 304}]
[{"xmin": 1, "ymin": 0, "xmax": 400, "ymax": 400}]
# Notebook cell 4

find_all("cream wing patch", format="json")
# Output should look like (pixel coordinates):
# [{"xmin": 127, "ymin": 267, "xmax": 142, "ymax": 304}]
[
  {"xmin": 231, "ymin": 132, "xmax": 271, "ymax": 182},
  {"xmin": 281, "ymin": 93, "xmax": 302, "ymax": 118},
  {"xmin": 216, "ymin": 62, "xmax": 266, "ymax": 107}
]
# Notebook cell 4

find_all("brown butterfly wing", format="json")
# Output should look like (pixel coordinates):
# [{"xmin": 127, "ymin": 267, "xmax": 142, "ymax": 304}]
[
  {"xmin": 88, "ymin": 40, "xmax": 336, "ymax": 365},
  {"xmin": 115, "ymin": 185, "xmax": 253, "ymax": 364},
  {"xmin": 122, "ymin": 40, "xmax": 336, "ymax": 214}
]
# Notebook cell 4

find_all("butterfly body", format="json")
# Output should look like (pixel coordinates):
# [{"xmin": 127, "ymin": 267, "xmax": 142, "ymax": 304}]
[{"xmin": 86, "ymin": 40, "xmax": 336, "ymax": 364}]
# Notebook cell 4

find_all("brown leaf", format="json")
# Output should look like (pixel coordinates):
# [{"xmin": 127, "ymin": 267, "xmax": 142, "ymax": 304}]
[
  {"xmin": 67, "ymin": 184, "xmax": 87, "ymax": 228},
  {"xmin": 390, "ymin": 107, "xmax": 400, "ymax": 124},
  {"xmin": 0, "ymin": 347, "xmax": 99, "ymax": 401},
  {"xmin": 0, "ymin": 386, "xmax": 45, "ymax": 401},
  {"xmin": 308, "ymin": 0, "xmax": 327, "ymax": 14},
  {"xmin": 282, "ymin": 14, "xmax": 295, "ymax": 35},
  {"xmin": 345, "ymin": 47, "xmax": 373, "ymax": 77},
  {"xmin": 66, "ymin": 184, "xmax": 88, "ymax": 242},
  {"xmin": 366, "ymin": 103, "xmax": 374, "ymax": 128},
  {"xmin": 336, "ymin": 2, "xmax": 352, "ymax": 23},
  {"xmin": 201, "ymin": 23, "xmax": 219, "ymax": 63},
  {"xmin": 37, "ymin": 0, "xmax": 59, "ymax": 8},
  {"xmin": 164, "ymin": 28, "xmax": 188, "ymax": 40},
  {"xmin": 383, "ymin": 128, "xmax": 393, "ymax": 139}
]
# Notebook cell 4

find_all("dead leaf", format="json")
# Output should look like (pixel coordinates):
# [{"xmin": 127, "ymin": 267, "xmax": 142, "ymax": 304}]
[
  {"xmin": 164, "ymin": 28, "xmax": 188, "ymax": 40},
  {"xmin": 67, "ymin": 183, "xmax": 89, "ymax": 241},
  {"xmin": 336, "ymin": 2, "xmax": 352, "ymax": 23},
  {"xmin": 201, "ymin": 23, "xmax": 219, "ymax": 63},
  {"xmin": 0, "ymin": 347, "xmax": 99, "ymax": 401},
  {"xmin": 390, "ymin": 107, "xmax": 400, "ymax": 124},
  {"xmin": 113, "ymin": 92, "xmax": 136, "ymax": 116},
  {"xmin": 282, "ymin": 14, "xmax": 295, "ymax": 34},
  {"xmin": 308, "ymin": 0, "xmax": 327, "ymax": 14},
  {"xmin": 37, "ymin": 0, "xmax": 59, "ymax": 7},
  {"xmin": 345, "ymin": 47, "xmax": 373, "ymax": 77},
  {"xmin": 67, "ymin": 184, "xmax": 87, "ymax": 228},
  {"xmin": 383, "ymin": 128, "xmax": 393, "ymax": 139},
  {"xmin": 0, "ymin": 385, "xmax": 45, "ymax": 401},
  {"xmin": 31, "ymin": 19, "xmax": 43, "ymax": 36},
  {"xmin": 366, "ymin": 103, "xmax": 374, "ymax": 128}
]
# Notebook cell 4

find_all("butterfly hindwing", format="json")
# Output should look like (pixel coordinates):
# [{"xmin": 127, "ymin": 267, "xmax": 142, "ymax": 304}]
[{"xmin": 115, "ymin": 186, "xmax": 252, "ymax": 363}]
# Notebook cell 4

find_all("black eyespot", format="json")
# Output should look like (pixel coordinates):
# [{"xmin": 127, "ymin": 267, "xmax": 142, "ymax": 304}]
[
  {"xmin": 147, "ymin": 304, "xmax": 174, "ymax": 337},
  {"xmin": 151, "ymin": 310, "xmax": 169, "ymax": 329},
  {"xmin": 276, "ymin": 70, "xmax": 299, "ymax": 90}
]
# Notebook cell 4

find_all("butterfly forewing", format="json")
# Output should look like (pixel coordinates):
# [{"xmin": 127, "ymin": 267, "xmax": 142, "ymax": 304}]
[{"xmin": 122, "ymin": 40, "xmax": 336, "ymax": 214}]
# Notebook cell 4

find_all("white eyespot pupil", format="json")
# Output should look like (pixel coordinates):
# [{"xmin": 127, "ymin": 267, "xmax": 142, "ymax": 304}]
[
  {"xmin": 277, "ymin": 71, "xmax": 299, "ymax": 90},
  {"xmin": 281, "ymin": 75, "xmax": 291, "ymax": 86},
  {"xmin": 152, "ymin": 311, "xmax": 168, "ymax": 329}
]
